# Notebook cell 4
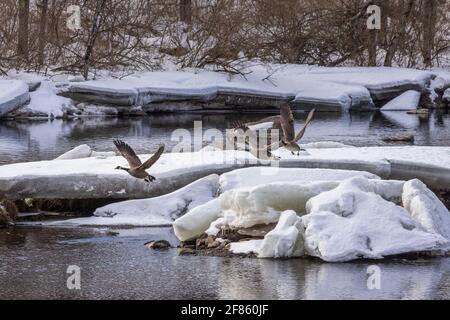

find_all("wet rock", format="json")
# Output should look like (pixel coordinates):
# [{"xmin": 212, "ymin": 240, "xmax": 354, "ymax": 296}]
[
  {"xmin": 237, "ymin": 224, "xmax": 276, "ymax": 239},
  {"xmin": 178, "ymin": 248, "xmax": 196, "ymax": 255},
  {"xmin": 0, "ymin": 200, "xmax": 18, "ymax": 227},
  {"xmin": 207, "ymin": 240, "xmax": 221, "ymax": 249},
  {"xmin": 382, "ymin": 134, "xmax": 415, "ymax": 143},
  {"xmin": 144, "ymin": 240, "xmax": 171, "ymax": 250}
]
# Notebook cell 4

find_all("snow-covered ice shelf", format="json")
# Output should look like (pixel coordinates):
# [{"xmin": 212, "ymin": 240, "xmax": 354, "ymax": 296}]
[
  {"xmin": 0, "ymin": 145, "xmax": 448, "ymax": 200},
  {"xmin": 63, "ymin": 65, "xmax": 441, "ymax": 112},
  {"xmin": 0, "ymin": 80, "xmax": 30, "ymax": 117}
]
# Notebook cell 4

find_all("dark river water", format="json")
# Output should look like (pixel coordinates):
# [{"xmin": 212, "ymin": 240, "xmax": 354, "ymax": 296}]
[
  {"xmin": 1, "ymin": 110, "xmax": 450, "ymax": 300},
  {"xmin": 1, "ymin": 226, "xmax": 449, "ymax": 300},
  {"xmin": 1, "ymin": 110, "xmax": 450, "ymax": 165}
]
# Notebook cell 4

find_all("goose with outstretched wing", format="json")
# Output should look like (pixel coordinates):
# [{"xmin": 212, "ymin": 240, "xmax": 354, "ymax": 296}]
[{"xmin": 113, "ymin": 139, "xmax": 165, "ymax": 183}]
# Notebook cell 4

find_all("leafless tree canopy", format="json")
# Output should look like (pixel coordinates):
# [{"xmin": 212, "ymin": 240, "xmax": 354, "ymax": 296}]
[{"xmin": 1, "ymin": 0, "xmax": 449, "ymax": 76}]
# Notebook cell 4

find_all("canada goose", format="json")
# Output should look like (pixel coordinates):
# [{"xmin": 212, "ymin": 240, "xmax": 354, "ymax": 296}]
[
  {"xmin": 113, "ymin": 139, "xmax": 165, "ymax": 183},
  {"xmin": 232, "ymin": 121, "xmax": 280, "ymax": 161},
  {"xmin": 233, "ymin": 104, "xmax": 315, "ymax": 156},
  {"xmin": 279, "ymin": 104, "xmax": 315, "ymax": 155}
]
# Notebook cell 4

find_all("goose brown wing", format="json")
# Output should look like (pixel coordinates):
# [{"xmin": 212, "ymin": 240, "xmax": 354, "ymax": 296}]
[
  {"xmin": 140, "ymin": 144, "xmax": 165, "ymax": 170},
  {"xmin": 113, "ymin": 139, "xmax": 142, "ymax": 168},
  {"xmin": 280, "ymin": 104, "xmax": 295, "ymax": 142},
  {"xmin": 294, "ymin": 109, "xmax": 316, "ymax": 142},
  {"xmin": 246, "ymin": 116, "xmax": 281, "ymax": 127}
]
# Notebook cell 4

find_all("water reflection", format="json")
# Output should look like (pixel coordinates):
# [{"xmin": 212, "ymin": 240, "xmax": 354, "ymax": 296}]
[
  {"xmin": 1, "ymin": 227, "xmax": 449, "ymax": 300},
  {"xmin": 1, "ymin": 111, "xmax": 450, "ymax": 165}
]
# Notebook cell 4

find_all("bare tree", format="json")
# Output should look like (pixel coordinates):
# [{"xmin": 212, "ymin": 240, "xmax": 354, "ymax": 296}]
[
  {"xmin": 82, "ymin": 0, "xmax": 107, "ymax": 79},
  {"xmin": 17, "ymin": 0, "xmax": 30, "ymax": 61},
  {"xmin": 180, "ymin": 0, "xmax": 192, "ymax": 24},
  {"xmin": 422, "ymin": 0, "xmax": 437, "ymax": 67},
  {"xmin": 37, "ymin": 0, "xmax": 49, "ymax": 67}
]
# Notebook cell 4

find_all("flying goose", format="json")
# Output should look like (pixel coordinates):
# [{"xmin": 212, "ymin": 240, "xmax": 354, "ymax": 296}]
[
  {"xmin": 232, "ymin": 120, "xmax": 280, "ymax": 160},
  {"xmin": 113, "ymin": 139, "xmax": 165, "ymax": 183},
  {"xmin": 279, "ymin": 104, "xmax": 315, "ymax": 155},
  {"xmin": 232, "ymin": 104, "xmax": 316, "ymax": 156}
]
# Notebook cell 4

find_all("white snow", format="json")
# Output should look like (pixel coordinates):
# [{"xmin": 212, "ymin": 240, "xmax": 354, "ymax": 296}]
[
  {"xmin": 402, "ymin": 179, "xmax": 450, "ymax": 241},
  {"xmin": 229, "ymin": 240, "xmax": 263, "ymax": 255},
  {"xmin": 56, "ymin": 145, "xmax": 93, "ymax": 160},
  {"xmin": 302, "ymin": 177, "xmax": 448, "ymax": 262},
  {"xmin": 173, "ymin": 198, "xmax": 222, "ymax": 241},
  {"xmin": 25, "ymin": 80, "xmax": 72, "ymax": 117},
  {"xmin": 0, "ymin": 79, "xmax": 29, "ymax": 116},
  {"xmin": 174, "ymin": 174, "xmax": 449, "ymax": 261},
  {"xmin": 444, "ymin": 88, "xmax": 450, "ymax": 102},
  {"xmin": 219, "ymin": 167, "xmax": 379, "ymax": 193},
  {"xmin": 55, "ymin": 144, "xmax": 116, "ymax": 160},
  {"xmin": 380, "ymin": 90, "xmax": 421, "ymax": 111},
  {"xmin": 57, "ymin": 174, "xmax": 219, "ymax": 226},
  {"xmin": 1, "ymin": 146, "xmax": 449, "ymax": 200},
  {"xmin": 67, "ymin": 65, "xmax": 440, "ymax": 111},
  {"xmin": 258, "ymin": 210, "xmax": 305, "ymax": 258}
]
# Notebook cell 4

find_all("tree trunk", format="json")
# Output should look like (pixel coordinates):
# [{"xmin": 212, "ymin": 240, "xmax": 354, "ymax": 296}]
[
  {"xmin": 383, "ymin": 0, "xmax": 415, "ymax": 67},
  {"xmin": 422, "ymin": 0, "xmax": 437, "ymax": 68},
  {"xmin": 83, "ymin": 0, "xmax": 107, "ymax": 80},
  {"xmin": 180, "ymin": 0, "xmax": 192, "ymax": 24},
  {"xmin": 17, "ymin": 0, "xmax": 30, "ymax": 61},
  {"xmin": 38, "ymin": 0, "xmax": 49, "ymax": 67},
  {"xmin": 368, "ymin": 30, "xmax": 377, "ymax": 66}
]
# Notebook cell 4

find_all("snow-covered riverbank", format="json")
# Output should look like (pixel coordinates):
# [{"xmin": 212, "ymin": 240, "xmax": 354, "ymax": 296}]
[{"xmin": 1, "ymin": 64, "xmax": 450, "ymax": 118}]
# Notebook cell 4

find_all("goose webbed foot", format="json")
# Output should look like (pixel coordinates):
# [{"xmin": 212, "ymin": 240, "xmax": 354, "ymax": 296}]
[{"xmin": 145, "ymin": 175, "xmax": 156, "ymax": 183}]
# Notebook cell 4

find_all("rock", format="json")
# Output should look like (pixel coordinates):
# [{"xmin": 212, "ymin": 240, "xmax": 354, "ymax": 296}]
[
  {"xmin": 178, "ymin": 248, "xmax": 196, "ymax": 255},
  {"xmin": 382, "ymin": 134, "xmax": 415, "ymax": 143},
  {"xmin": 144, "ymin": 240, "xmax": 171, "ymax": 250},
  {"xmin": 0, "ymin": 200, "xmax": 18, "ymax": 227},
  {"xmin": 207, "ymin": 240, "xmax": 221, "ymax": 249},
  {"xmin": 237, "ymin": 224, "xmax": 276, "ymax": 238}
]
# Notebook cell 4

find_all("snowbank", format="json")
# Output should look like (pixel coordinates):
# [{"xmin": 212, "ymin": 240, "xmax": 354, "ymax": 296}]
[
  {"xmin": 55, "ymin": 144, "xmax": 116, "ymax": 160},
  {"xmin": 174, "ymin": 175, "xmax": 449, "ymax": 261},
  {"xmin": 403, "ymin": 179, "xmax": 450, "ymax": 242},
  {"xmin": 302, "ymin": 177, "xmax": 447, "ymax": 262},
  {"xmin": 219, "ymin": 167, "xmax": 379, "ymax": 193},
  {"xmin": 380, "ymin": 90, "xmax": 421, "ymax": 111},
  {"xmin": 258, "ymin": 210, "xmax": 305, "ymax": 258},
  {"xmin": 0, "ymin": 79, "xmax": 30, "ymax": 117},
  {"xmin": 58, "ymin": 174, "xmax": 219, "ymax": 226},
  {"xmin": 444, "ymin": 88, "xmax": 450, "ymax": 103},
  {"xmin": 24, "ymin": 80, "xmax": 72, "ymax": 117}
]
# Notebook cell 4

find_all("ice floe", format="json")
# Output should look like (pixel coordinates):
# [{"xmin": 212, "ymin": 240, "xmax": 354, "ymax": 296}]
[
  {"xmin": 174, "ymin": 176, "xmax": 450, "ymax": 262},
  {"xmin": 380, "ymin": 90, "xmax": 421, "ymax": 111},
  {"xmin": 0, "ymin": 79, "xmax": 30, "ymax": 117},
  {"xmin": 58, "ymin": 174, "xmax": 219, "ymax": 226}
]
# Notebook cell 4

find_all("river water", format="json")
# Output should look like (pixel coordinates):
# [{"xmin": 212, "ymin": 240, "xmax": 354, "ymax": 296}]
[
  {"xmin": 1, "ymin": 110, "xmax": 450, "ymax": 165},
  {"xmin": 1, "ymin": 110, "xmax": 450, "ymax": 300},
  {"xmin": 1, "ymin": 226, "xmax": 449, "ymax": 300}
]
